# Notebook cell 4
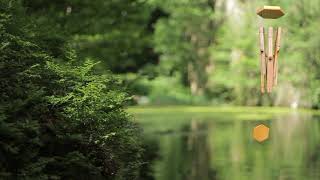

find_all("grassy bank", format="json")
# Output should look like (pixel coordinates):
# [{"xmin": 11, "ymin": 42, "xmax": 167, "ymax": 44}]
[{"xmin": 128, "ymin": 106, "xmax": 320, "ymax": 122}]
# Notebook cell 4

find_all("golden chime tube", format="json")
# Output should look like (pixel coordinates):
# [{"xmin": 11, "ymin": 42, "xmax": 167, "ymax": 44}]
[
  {"xmin": 267, "ymin": 27, "xmax": 274, "ymax": 93},
  {"xmin": 259, "ymin": 27, "xmax": 266, "ymax": 93},
  {"xmin": 273, "ymin": 27, "xmax": 282, "ymax": 86}
]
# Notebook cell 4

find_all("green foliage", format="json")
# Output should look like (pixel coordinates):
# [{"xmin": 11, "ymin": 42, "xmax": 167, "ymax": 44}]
[
  {"xmin": 283, "ymin": 0, "xmax": 320, "ymax": 108},
  {"xmin": 146, "ymin": 76, "xmax": 207, "ymax": 105},
  {"xmin": 18, "ymin": 0, "xmax": 319, "ymax": 108},
  {"xmin": 0, "ymin": 1, "xmax": 143, "ymax": 179},
  {"xmin": 23, "ymin": 0, "xmax": 157, "ymax": 73},
  {"xmin": 153, "ymin": 0, "xmax": 225, "ymax": 96}
]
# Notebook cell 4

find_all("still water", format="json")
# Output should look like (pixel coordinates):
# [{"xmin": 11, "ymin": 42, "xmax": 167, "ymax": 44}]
[{"xmin": 130, "ymin": 107, "xmax": 320, "ymax": 180}]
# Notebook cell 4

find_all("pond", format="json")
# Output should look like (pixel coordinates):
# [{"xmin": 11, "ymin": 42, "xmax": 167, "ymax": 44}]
[{"xmin": 129, "ymin": 106, "xmax": 320, "ymax": 180}]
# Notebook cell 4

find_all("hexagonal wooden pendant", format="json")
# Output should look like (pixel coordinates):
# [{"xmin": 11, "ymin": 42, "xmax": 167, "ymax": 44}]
[
  {"xmin": 253, "ymin": 124, "xmax": 270, "ymax": 142},
  {"xmin": 257, "ymin": 6, "xmax": 285, "ymax": 19}
]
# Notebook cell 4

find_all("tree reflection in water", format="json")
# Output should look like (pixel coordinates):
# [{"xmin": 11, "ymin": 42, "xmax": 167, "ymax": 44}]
[{"xmin": 139, "ymin": 111, "xmax": 320, "ymax": 180}]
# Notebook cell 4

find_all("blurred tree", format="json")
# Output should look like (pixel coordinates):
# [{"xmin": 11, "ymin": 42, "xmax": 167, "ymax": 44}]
[
  {"xmin": 22, "ymin": 0, "xmax": 158, "ymax": 73},
  {"xmin": 153, "ymin": 0, "xmax": 226, "ymax": 96},
  {"xmin": 283, "ymin": 0, "xmax": 320, "ymax": 108},
  {"xmin": 214, "ymin": 0, "xmax": 262, "ymax": 105}
]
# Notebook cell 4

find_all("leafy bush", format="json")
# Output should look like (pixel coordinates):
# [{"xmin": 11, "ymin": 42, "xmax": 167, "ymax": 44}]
[{"xmin": 0, "ymin": 1, "xmax": 142, "ymax": 179}]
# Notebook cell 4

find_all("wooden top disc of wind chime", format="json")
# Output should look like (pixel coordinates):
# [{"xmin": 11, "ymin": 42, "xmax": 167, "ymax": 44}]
[{"xmin": 257, "ymin": 6, "xmax": 285, "ymax": 19}]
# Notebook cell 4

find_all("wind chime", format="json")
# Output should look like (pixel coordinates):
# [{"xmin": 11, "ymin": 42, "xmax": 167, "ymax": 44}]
[{"xmin": 257, "ymin": 6, "xmax": 285, "ymax": 93}]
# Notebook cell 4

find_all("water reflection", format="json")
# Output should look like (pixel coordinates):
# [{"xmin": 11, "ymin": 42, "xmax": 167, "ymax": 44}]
[{"xmin": 138, "ymin": 111, "xmax": 320, "ymax": 180}]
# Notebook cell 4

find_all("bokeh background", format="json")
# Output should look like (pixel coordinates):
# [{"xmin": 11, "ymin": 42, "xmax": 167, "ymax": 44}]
[
  {"xmin": 16, "ymin": 0, "xmax": 320, "ymax": 108},
  {"xmin": 25, "ymin": 0, "xmax": 319, "ymax": 108}
]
